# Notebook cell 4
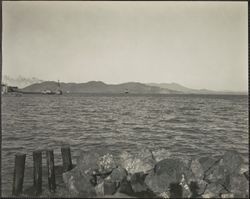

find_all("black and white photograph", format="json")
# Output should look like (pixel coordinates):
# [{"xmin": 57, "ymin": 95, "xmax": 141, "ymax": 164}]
[{"xmin": 1, "ymin": 1, "xmax": 248, "ymax": 198}]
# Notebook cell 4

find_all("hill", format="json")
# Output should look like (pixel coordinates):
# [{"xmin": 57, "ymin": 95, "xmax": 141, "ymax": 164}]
[{"xmin": 22, "ymin": 81, "xmax": 179, "ymax": 94}]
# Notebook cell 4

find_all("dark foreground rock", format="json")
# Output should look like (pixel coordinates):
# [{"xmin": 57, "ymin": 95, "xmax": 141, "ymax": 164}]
[
  {"xmin": 62, "ymin": 167, "xmax": 96, "ymax": 197},
  {"xmin": 145, "ymin": 158, "xmax": 190, "ymax": 194}
]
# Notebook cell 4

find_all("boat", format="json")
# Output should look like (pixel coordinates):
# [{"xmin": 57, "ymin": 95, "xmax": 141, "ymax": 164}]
[{"xmin": 42, "ymin": 80, "xmax": 63, "ymax": 95}]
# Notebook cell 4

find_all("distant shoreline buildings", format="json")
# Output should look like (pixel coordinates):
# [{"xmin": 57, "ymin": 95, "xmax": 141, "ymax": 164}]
[{"xmin": 1, "ymin": 83, "xmax": 19, "ymax": 94}]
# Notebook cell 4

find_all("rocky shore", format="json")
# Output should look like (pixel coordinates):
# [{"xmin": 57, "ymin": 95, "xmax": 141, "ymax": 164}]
[{"xmin": 61, "ymin": 149, "xmax": 249, "ymax": 198}]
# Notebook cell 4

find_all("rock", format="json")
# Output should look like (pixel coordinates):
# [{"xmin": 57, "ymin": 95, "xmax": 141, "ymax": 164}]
[
  {"xmin": 77, "ymin": 152, "xmax": 100, "ymax": 175},
  {"xmin": 104, "ymin": 180, "xmax": 117, "ymax": 195},
  {"xmin": 198, "ymin": 156, "xmax": 218, "ymax": 172},
  {"xmin": 152, "ymin": 148, "xmax": 171, "ymax": 162},
  {"xmin": 99, "ymin": 153, "xmax": 117, "ymax": 174},
  {"xmin": 145, "ymin": 158, "xmax": 189, "ymax": 194},
  {"xmin": 221, "ymin": 150, "xmax": 244, "ymax": 174},
  {"xmin": 119, "ymin": 148, "xmax": 156, "ymax": 174},
  {"xmin": 158, "ymin": 191, "xmax": 169, "ymax": 199},
  {"xmin": 204, "ymin": 151, "xmax": 245, "ymax": 189},
  {"xmin": 95, "ymin": 179, "xmax": 117, "ymax": 196},
  {"xmin": 190, "ymin": 159, "xmax": 204, "ymax": 180},
  {"xmin": 202, "ymin": 182, "xmax": 228, "ymax": 198},
  {"xmin": 77, "ymin": 152, "xmax": 117, "ymax": 176},
  {"xmin": 110, "ymin": 167, "xmax": 127, "ymax": 183},
  {"xmin": 129, "ymin": 172, "xmax": 156, "ymax": 198},
  {"xmin": 204, "ymin": 159, "xmax": 230, "ymax": 186},
  {"xmin": 244, "ymin": 170, "xmax": 249, "ymax": 180},
  {"xmin": 62, "ymin": 167, "xmax": 96, "ymax": 197},
  {"xmin": 118, "ymin": 178, "xmax": 134, "ymax": 195},
  {"xmin": 229, "ymin": 173, "xmax": 249, "ymax": 198},
  {"xmin": 130, "ymin": 172, "xmax": 148, "ymax": 193},
  {"xmin": 95, "ymin": 181, "xmax": 105, "ymax": 196},
  {"xmin": 169, "ymin": 183, "xmax": 183, "ymax": 198},
  {"xmin": 188, "ymin": 180, "xmax": 208, "ymax": 198}
]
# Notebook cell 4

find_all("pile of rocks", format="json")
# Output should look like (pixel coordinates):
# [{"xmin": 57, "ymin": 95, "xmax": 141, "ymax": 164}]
[{"xmin": 62, "ymin": 149, "xmax": 249, "ymax": 198}]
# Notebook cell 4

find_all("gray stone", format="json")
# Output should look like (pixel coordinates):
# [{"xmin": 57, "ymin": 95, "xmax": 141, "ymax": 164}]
[
  {"xmin": 118, "ymin": 178, "xmax": 134, "ymax": 195},
  {"xmin": 99, "ymin": 153, "xmax": 117, "ymax": 174},
  {"xmin": 202, "ymin": 182, "xmax": 228, "ymax": 198},
  {"xmin": 190, "ymin": 159, "xmax": 204, "ymax": 180},
  {"xmin": 204, "ymin": 159, "xmax": 230, "ymax": 185},
  {"xmin": 145, "ymin": 158, "xmax": 189, "ymax": 194},
  {"xmin": 110, "ymin": 167, "xmax": 127, "ymax": 183},
  {"xmin": 104, "ymin": 180, "xmax": 117, "ymax": 195},
  {"xmin": 95, "ymin": 179, "xmax": 117, "ymax": 196},
  {"xmin": 198, "ymin": 156, "xmax": 218, "ymax": 173},
  {"xmin": 62, "ymin": 167, "xmax": 96, "ymax": 197},
  {"xmin": 77, "ymin": 152, "xmax": 100, "ymax": 175},
  {"xmin": 229, "ymin": 173, "xmax": 249, "ymax": 198},
  {"xmin": 221, "ymin": 150, "xmax": 244, "ymax": 174},
  {"xmin": 130, "ymin": 172, "xmax": 148, "ymax": 193},
  {"xmin": 244, "ymin": 170, "xmax": 249, "ymax": 180},
  {"xmin": 119, "ymin": 148, "xmax": 156, "ymax": 174},
  {"xmin": 77, "ymin": 152, "xmax": 117, "ymax": 176}
]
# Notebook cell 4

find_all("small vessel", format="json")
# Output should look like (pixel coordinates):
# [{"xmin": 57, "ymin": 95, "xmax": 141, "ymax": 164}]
[
  {"xmin": 42, "ymin": 90, "xmax": 55, "ymax": 95},
  {"xmin": 55, "ymin": 80, "xmax": 63, "ymax": 95},
  {"xmin": 42, "ymin": 80, "xmax": 62, "ymax": 95},
  {"xmin": 124, "ymin": 88, "xmax": 129, "ymax": 94}
]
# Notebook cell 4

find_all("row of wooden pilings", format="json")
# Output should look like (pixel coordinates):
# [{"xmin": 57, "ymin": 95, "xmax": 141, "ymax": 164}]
[{"xmin": 12, "ymin": 146, "xmax": 73, "ymax": 196}]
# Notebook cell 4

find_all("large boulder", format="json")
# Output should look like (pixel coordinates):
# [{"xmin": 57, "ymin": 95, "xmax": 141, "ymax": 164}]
[
  {"xmin": 95, "ymin": 179, "xmax": 117, "ymax": 196},
  {"xmin": 130, "ymin": 172, "xmax": 148, "ymax": 193},
  {"xmin": 77, "ymin": 152, "xmax": 100, "ymax": 175},
  {"xmin": 119, "ymin": 149, "xmax": 156, "ymax": 174},
  {"xmin": 222, "ymin": 150, "xmax": 244, "ymax": 174},
  {"xmin": 118, "ymin": 178, "xmax": 134, "ymax": 195},
  {"xmin": 229, "ymin": 173, "xmax": 249, "ymax": 198},
  {"xmin": 109, "ymin": 167, "xmax": 127, "ymax": 183},
  {"xmin": 62, "ymin": 167, "xmax": 96, "ymax": 197},
  {"xmin": 77, "ymin": 152, "xmax": 117, "ymax": 176},
  {"xmin": 145, "ymin": 158, "xmax": 190, "ymax": 194},
  {"xmin": 204, "ymin": 151, "xmax": 244, "ymax": 187},
  {"xmin": 99, "ymin": 153, "xmax": 117, "ymax": 174},
  {"xmin": 198, "ymin": 156, "xmax": 218, "ymax": 173},
  {"xmin": 202, "ymin": 182, "xmax": 228, "ymax": 198}
]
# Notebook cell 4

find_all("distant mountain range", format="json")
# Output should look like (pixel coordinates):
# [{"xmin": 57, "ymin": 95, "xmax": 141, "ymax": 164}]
[
  {"xmin": 22, "ymin": 81, "xmax": 179, "ymax": 94},
  {"xmin": 2, "ymin": 75, "xmax": 246, "ymax": 95},
  {"xmin": 20, "ymin": 80, "xmax": 247, "ymax": 95},
  {"xmin": 147, "ymin": 83, "xmax": 247, "ymax": 95}
]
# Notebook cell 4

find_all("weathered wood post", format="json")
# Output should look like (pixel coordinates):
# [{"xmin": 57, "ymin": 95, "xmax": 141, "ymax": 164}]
[
  {"xmin": 61, "ymin": 146, "xmax": 73, "ymax": 172},
  {"xmin": 33, "ymin": 150, "xmax": 42, "ymax": 195},
  {"xmin": 46, "ymin": 149, "xmax": 56, "ymax": 192},
  {"xmin": 12, "ymin": 153, "xmax": 26, "ymax": 196}
]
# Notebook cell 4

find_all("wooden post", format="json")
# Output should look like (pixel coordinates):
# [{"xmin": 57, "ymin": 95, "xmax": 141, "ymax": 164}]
[
  {"xmin": 33, "ymin": 150, "xmax": 42, "ymax": 195},
  {"xmin": 46, "ymin": 149, "xmax": 56, "ymax": 192},
  {"xmin": 61, "ymin": 146, "xmax": 73, "ymax": 172},
  {"xmin": 12, "ymin": 153, "xmax": 26, "ymax": 196}
]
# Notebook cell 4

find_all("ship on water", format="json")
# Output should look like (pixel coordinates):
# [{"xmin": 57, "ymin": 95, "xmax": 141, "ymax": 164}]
[{"xmin": 42, "ymin": 80, "xmax": 62, "ymax": 95}]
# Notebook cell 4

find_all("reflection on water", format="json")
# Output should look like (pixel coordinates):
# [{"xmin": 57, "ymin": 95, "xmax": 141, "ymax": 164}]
[{"xmin": 1, "ymin": 93, "xmax": 249, "ymax": 195}]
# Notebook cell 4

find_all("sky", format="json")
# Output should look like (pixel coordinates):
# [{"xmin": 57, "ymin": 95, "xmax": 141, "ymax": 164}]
[{"xmin": 2, "ymin": 1, "xmax": 248, "ymax": 92}]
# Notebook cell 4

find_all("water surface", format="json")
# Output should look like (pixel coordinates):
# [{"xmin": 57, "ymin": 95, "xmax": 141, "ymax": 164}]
[{"xmin": 1, "ymin": 93, "xmax": 249, "ymax": 195}]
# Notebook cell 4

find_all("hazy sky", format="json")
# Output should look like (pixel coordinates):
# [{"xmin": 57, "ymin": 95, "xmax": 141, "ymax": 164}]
[{"xmin": 2, "ymin": 1, "xmax": 248, "ymax": 91}]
